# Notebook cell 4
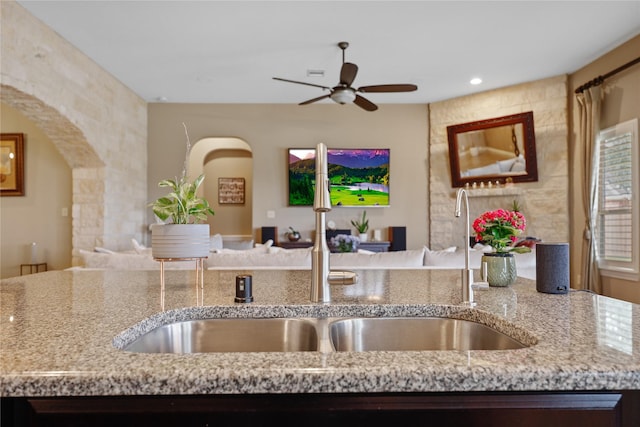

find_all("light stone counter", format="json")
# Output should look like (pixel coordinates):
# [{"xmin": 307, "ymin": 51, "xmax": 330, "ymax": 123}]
[{"xmin": 1, "ymin": 269, "xmax": 639, "ymax": 396}]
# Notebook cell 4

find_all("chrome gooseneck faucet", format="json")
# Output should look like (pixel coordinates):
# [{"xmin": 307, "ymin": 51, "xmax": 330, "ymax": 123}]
[
  {"xmin": 311, "ymin": 142, "xmax": 332, "ymax": 303},
  {"xmin": 455, "ymin": 188, "xmax": 476, "ymax": 307}
]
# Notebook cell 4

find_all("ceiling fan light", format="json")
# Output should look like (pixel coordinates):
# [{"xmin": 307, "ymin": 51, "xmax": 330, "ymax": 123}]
[{"xmin": 330, "ymin": 88, "xmax": 356, "ymax": 104}]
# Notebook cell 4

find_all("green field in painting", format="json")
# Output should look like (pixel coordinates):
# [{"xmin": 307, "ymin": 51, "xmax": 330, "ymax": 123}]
[
  {"xmin": 330, "ymin": 185, "xmax": 389, "ymax": 206},
  {"xmin": 288, "ymin": 171, "xmax": 389, "ymax": 206}
]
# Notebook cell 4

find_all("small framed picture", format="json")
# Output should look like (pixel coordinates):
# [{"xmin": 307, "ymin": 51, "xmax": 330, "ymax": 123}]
[
  {"xmin": 218, "ymin": 177, "xmax": 245, "ymax": 204},
  {"xmin": 1, "ymin": 133, "xmax": 25, "ymax": 197}
]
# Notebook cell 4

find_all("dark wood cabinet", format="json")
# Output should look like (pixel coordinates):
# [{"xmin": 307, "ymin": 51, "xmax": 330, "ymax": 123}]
[
  {"xmin": 279, "ymin": 241, "xmax": 390, "ymax": 252},
  {"xmin": 278, "ymin": 241, "xmax": 314, "ymax": 249},
  {"xmin": 3, "ymin": 391, "xmax": 638, "ymax": 427},
  {"xmin": 357, "ymin": 241, "xmax": 390, "ymax": 252}
]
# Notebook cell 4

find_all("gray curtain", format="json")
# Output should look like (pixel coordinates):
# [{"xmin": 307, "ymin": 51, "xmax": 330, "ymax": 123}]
[{"xmin": 576, "ymin": 86, "xmax": 602, "ymax": 293}]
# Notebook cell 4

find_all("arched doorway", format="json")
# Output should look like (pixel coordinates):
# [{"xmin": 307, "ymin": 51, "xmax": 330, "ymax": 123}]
[
  {"xmin": 188, "ymin": 137, "xmax": 253, "ymax": 242},
  {"xmin": 0, "ymin": 84, "xmax": 106, "ymax": 270}
]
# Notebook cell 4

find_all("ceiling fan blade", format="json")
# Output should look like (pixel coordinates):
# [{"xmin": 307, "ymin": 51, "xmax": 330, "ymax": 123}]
[
  {"xmin": 340, "ymin": 62, "xmax": 358, "ymax": 86},
  {"xmin": 299, "ymin": 94, "xmax": 331, "ymax": 105},
  {"xmin": 354, "ymin": 95, "xmax": 378, "ymax": 112},
  {"xmin": 358, "ymin": 84, "xmax": 418, "ymax": 93},
  {"xmin": 273, "ymin": 77, "xmax": 331, "ymax": 91}
]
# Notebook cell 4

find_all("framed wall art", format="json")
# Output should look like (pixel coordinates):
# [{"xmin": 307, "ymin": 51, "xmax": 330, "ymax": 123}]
[
  {"xmin": 446, "ymin": 112, "xmax": 538, "ymax": 187},
  {"xmin": 218, "ymin": 177, "xmax": 245, "ymax": 204},
  {"xmin": 288, "ymin": 148, "xmax": 390, "ymax": 207},
  {"xmin": 1, "ymin": 133, "xmax": 25, "ymax": 196}
]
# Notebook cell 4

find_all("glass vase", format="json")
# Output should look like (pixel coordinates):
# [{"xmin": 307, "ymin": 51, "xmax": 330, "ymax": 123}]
[{"xmin": 482, "ymin": 252, "xmax": 517, "ymax": 287}]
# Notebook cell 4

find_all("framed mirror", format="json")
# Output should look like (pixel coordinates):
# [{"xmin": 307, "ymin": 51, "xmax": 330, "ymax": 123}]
[{"xmin": 446, "ymin": 111, "xmax": 538, "ymax": 188}]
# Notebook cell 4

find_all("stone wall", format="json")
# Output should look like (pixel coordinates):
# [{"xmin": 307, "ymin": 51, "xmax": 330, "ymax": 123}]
[
  {"xmin": 0, "ymin": 1, "xmax": 147, "ymax": 262},
  {"xmin": 429, "ymin": 76, "xmax": 569, "ymax": 250}
]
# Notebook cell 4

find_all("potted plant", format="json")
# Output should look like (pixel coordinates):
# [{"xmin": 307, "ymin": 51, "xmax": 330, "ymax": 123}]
[
  {"xmin": 350, "ymin": 210, "xmax": 369, "ymax": 242},
  {"xmin": 472, "ymin": 208, "xmax": 529, "ymax": 287},
  {"xmin": 149, "ymin": 124, "xmax": 215, "ymax": 259}
]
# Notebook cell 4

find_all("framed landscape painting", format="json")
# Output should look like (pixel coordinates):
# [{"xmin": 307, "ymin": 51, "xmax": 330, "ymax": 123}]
[
  {"xmin": 0, "ymin": 133, "xmax": 25, "ymax": 197},
  {"xmin": 288, "ymin": 148, "xmax": 390, "ymax": 207}
]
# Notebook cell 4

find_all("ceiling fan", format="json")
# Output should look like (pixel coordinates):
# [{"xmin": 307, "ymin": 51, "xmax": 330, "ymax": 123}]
[{"xmin": 273, "ymin": 42, "xmax": 418, "ymax": 112}]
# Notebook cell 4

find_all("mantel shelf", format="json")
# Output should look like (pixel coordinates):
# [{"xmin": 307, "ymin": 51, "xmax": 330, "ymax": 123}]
[{"xmin": 456, "ymin": 186, "xmax": 523, "ymax": 198}]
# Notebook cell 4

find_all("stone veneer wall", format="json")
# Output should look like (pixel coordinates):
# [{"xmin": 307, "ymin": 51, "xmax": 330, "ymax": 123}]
[
  {"xmin": 429, "ymin": 75, "xmax": 569, "ymax": 250},
  {"xmin": 1, "ymin": 1, "xmax": 147, "ymax": 261}
]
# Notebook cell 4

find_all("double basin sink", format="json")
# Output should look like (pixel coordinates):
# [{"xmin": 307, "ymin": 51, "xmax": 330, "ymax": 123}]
[{"xmin": 122, "ymin": 316, "xmax": 530, "ymax": 354}]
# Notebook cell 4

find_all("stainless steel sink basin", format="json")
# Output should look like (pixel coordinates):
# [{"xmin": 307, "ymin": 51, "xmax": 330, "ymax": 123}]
[
  {"xmin": 329, "ymin": 317, "xmax": 527, "ymax": 351},
  {"xmin": 120, "ymin": 316, "xmax": 530, "ymax": 354},
  {"xmin": 123, "ymin": 318, "xmax": 318, "ymax": 353}
]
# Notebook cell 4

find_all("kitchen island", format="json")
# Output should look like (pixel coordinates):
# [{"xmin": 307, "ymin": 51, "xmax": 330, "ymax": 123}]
[{"xmin": 1, "ymin": 268, "xmax": 639, "ymax": 426}]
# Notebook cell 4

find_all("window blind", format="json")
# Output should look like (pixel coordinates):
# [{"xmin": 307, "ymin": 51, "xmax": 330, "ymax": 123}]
[{"xmin": 597, "ymin": 132, "xmax": 633, "ymax": 262}]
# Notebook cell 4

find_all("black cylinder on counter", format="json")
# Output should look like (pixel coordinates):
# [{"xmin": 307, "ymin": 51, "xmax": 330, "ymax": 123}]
[
  {"xmin": 235, "ymin": 275, "xmax": 254, "ymax": 303},
  {"xmin": 536, "ymin": 243, "xmax": 570, "ymax": 294}
]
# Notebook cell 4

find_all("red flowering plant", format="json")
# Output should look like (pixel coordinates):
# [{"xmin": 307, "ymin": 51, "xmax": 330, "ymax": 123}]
[{"xmin": 472, "ymin": 209, "xmax": 530, "ymax": 253}]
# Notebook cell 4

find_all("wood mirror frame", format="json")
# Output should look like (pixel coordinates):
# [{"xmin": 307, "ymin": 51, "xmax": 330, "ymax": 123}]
[{"xmin": 446, "ymin": 111, "xmax": 538, "ymax": 188}]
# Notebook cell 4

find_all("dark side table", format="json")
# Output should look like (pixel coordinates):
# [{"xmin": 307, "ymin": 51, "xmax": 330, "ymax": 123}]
[{"xmin": 20, "ymin": 263, "xmax": 48, "ymax": 275}]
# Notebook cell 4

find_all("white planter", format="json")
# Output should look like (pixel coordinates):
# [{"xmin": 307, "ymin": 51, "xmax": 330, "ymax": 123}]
[
  {"xmin": 151, "ymin": 224, "xmax": 210, "ymax": 259},
  {"xmin": 359, "ymin": 232, "xmax": 368, "ymax": 243}
]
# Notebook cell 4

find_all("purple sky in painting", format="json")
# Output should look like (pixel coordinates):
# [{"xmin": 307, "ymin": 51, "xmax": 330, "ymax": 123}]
[{"xmin": 289, "ymin": 148, "xmax": 389, "ymax": 169}]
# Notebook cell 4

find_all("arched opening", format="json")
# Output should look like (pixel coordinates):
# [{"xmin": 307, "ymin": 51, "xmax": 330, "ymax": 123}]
[
  {"xmin": 189, "ymin": 137, "xmax": 253, "ymax": 243},
  {"xmin": 0, "ymin": 84, "xmax": 105, "ymax": 275}
]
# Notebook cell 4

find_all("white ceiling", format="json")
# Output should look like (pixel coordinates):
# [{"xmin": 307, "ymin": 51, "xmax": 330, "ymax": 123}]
[{"xmin": 17, "ymin": 1, "xmax": 640, "ymax": 105}]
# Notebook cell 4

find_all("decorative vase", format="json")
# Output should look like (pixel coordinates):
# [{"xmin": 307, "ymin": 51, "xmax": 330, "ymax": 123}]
[
  {"xmin": 151, "ymin": 224, "xmax": 210, "ymax": 259},
  {"xmin": 287, "ymin": 232, "xmax": 301, "ymax": 242},
  {"xmin": 482, "ymin": 252, "xmax": 517, "ymax": 287},
  {"xmin": 359, "ymin": 232, "xmax": 368, "ymax": 243}
]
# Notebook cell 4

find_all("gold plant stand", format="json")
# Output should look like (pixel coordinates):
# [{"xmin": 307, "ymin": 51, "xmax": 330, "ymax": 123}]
[{"xmin": 155, "ymin": 257, "xmax": 206, "ymax": 311}]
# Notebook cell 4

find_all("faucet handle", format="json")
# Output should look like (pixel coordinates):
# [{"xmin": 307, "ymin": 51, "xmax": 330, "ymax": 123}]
[{"xmin": 328, "ymin": 270, "xmax": 358, "ymax": 285}]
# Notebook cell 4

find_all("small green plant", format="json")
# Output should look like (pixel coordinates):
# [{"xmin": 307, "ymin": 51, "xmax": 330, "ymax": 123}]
[
  {"xmin": 151, "ymin": 174, "xmax": 214, "ymax": 224},
  {"xmin": 150, "ymin": 123, "xmax": 214, "ymax": 224},
  {"xmin": 350, "ymin": 210, "xmax": 369, "ymax": 233}
]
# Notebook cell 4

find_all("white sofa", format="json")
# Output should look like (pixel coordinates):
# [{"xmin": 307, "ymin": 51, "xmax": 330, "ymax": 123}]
[
  {"xmin": 207, "ymin": 245, "xmax": 536, "ymax": 279},
  {"xmin": 76, "ymin": 238, "xmax": 536, "ymax": 279}
]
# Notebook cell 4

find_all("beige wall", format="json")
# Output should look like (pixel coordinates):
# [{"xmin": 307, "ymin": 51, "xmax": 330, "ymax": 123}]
[
  {"xmin": 0, "ymin": 0, "xmax": 147, "ymax": 276},
  {"xmin": 203, "ymin": 149, "xmax": 253, "ymax": 238},
  {"xmin": 569, "ymin": 34, "xmax": 640, "ymax": 303},
  {"xmin": 429, "ymin": 76, "xmax": 570, "ymax": 252},
  {"xmin": 148, "ymin": 104, "xmax": 429, "ymax": 249},
  {"xmin": 0, "ymin": 104, "xmax": 72, "ymax": 278}
]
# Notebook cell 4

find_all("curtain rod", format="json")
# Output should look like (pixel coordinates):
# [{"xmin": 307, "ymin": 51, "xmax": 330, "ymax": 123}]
[{"xmin": 574, "ymin": 56, "xmax": 640, "ymax": 94}]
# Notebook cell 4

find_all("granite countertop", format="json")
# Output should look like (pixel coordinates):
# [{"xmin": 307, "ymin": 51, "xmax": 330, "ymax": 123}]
[{"xmin": 1, "ymin": 268, "xmax": 639, "ymax": 396}]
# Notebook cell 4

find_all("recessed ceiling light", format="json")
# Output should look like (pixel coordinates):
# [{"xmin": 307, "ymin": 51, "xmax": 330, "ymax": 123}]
[
  {"xmin": 470, "ymin": 77, "xmax": 483, "ymax": 85},
  {"xmin": 155, "ymin": 96, "xmax": 169, "ymax": 102}
]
